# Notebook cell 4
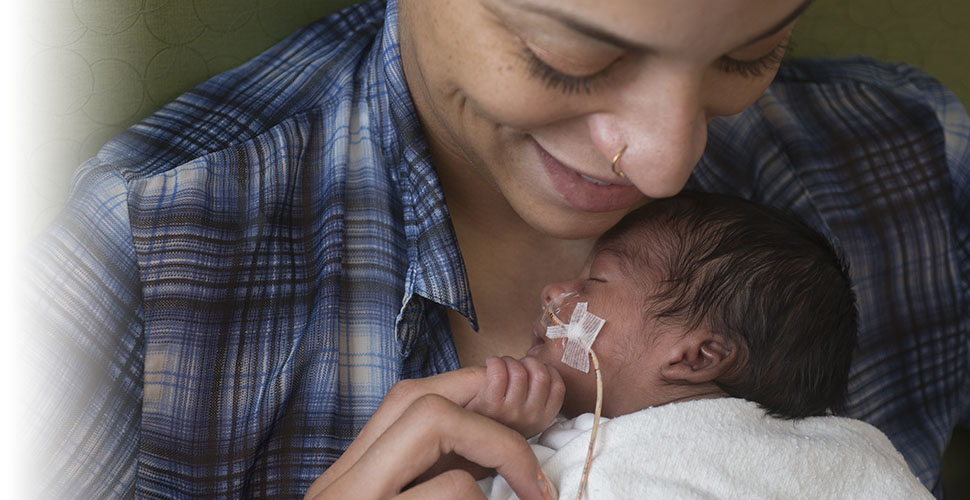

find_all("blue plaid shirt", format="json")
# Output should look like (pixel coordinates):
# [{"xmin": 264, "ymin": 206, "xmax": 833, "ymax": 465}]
[{"xmin": 27, "ymin": 0, "xmax": 969, "ymax": 498}]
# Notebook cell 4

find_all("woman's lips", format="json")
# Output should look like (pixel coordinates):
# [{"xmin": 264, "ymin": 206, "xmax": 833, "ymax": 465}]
[{"xmin": 534, "ymin": 139, "xmax": 643, "ymax": 213}]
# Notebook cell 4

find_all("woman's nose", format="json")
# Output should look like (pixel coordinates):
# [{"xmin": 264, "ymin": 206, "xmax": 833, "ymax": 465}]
[{"xmin": 589, "ymin": 69, "xmax": 709, "ymax": 199}]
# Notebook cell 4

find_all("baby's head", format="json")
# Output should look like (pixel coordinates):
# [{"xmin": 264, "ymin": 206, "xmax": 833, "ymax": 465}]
[{"xmin": 527, "ymin": 191, "xmax": 858, "ymax": 420}]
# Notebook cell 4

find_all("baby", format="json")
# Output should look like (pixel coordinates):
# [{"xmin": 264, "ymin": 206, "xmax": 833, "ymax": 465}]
[
  {"xmin": 330, "ymin": 191, "xmax": 931, "ymax": 499},
  {"xmin": 526, "ymin": 188, "xmax": 860, "ymax": 422}
]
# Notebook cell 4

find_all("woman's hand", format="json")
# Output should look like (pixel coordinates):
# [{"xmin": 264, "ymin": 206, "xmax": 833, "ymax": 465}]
[
  {"xmin": 304, "ymin": 394, "xmax": 557, "ymax": 500},
  {"xmin": 466, "ymin": 356, "xmax": 565, "ymax": 438}
]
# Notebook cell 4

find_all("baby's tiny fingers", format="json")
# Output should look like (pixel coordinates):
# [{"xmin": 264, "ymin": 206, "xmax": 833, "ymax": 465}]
[
  {"xmin": 520, "ymin": 356, "xmax": 551, "ymax": 409},
  {"xmin": 482, "ymin": 356, "xmax": 509, "ymax": 405},
  {"xmin": 502, "ymin": 356, "xmax": 529, "ymax": 406}
]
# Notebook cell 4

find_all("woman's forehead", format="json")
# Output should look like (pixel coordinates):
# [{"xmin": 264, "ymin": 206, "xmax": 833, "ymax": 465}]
[{"xmin": 489, "ymin": 0, "xmax": 811, "ymax": 54}]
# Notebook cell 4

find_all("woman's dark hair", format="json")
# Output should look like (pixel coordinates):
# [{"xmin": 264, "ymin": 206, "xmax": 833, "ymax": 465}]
[{"xmin": 598, "ymin": 190, "xmax": 858, "ymax": 419}]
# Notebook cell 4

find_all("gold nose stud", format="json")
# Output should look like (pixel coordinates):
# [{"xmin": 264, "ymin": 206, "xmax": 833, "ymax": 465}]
[{"xmin": 611, "ymin": 145, "xmax": 627, "ymax": 177}]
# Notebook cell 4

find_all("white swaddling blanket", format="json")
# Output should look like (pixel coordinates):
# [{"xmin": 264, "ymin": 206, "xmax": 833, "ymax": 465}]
[{"xmin": 480, "ymin": 398, "xmax": 931, "ymax": 499}]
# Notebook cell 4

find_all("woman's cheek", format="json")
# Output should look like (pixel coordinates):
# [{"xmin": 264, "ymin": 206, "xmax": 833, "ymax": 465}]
[{"xmin": 457, "ymin": 64, "xmax": 588, "ymax": 130}]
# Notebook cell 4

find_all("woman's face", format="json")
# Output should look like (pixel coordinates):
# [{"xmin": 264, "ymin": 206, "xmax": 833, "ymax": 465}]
[{"xmin": 399, "ymin": 0, "xmax": 810, "ymax": 238}]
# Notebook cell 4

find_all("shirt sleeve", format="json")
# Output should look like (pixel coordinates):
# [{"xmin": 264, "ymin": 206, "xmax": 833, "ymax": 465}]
[
  {"xmin": 904, "ymin": 66, "xmax": 970, "ymax": 427},
  {"xmin": 900, "ymin": 64, "xmax": 970, "ymax": 293},
  {"xmin": 25, "ymin": 157, "xmax": 145, "ymax": 499},
  {"xmin": 940, "ymin": 87, "xmax": 970, "ymax": 430}
]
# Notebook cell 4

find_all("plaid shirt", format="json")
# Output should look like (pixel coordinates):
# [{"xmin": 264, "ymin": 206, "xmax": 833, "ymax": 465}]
[{"xmin": 27, "ymin": 0, "xmax": 969, "ymax": 498}]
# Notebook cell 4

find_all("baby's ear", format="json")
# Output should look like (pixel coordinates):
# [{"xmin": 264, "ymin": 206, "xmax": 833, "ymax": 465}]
[{"xmin": 660, "ymin": 331, "xmax": 738, "ymax": 384}]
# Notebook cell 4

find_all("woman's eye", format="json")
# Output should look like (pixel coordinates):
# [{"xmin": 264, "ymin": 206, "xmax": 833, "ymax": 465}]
[
  {"xmin": 523, "ymin": 49, "xmax": 611, "ymax": 95},
  {"xmin": 716, "ymin": 38, "xmax": 793, "ymax": 78}
]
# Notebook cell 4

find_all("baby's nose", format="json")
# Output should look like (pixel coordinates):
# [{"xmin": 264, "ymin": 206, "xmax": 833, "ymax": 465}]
[{"xmin": 540, "ymin": 282, "xmax": 578, "ymax": 307}]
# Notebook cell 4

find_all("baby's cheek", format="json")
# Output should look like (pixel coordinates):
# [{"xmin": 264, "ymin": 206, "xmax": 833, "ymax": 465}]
[
  {"xmin": 554, "ymin": 365, "xmax": 598, "ymax": 418},
  {"xmin": 560, "ymin": 382, "xmax": 594, "ymax": 418},
  {"xmin": 533, "ymin": 337, "xmax": 564, "ymax": 365}
]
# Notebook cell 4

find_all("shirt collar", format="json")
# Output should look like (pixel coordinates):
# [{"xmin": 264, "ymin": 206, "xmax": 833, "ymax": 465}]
[{"xmin": 377, "ymin": 0, "xmax": 479, "ymax": 333}]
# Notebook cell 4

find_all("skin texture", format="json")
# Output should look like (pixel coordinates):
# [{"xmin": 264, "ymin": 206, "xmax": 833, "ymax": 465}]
[{"xmin": 310, "ymin": 0, "xmax": 813, "ymax": 496}]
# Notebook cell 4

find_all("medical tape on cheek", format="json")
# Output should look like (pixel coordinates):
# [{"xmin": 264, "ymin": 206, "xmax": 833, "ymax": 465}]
[{"xmin": 544, "ymin": 302, "xmax": 605, "ymax": 373}]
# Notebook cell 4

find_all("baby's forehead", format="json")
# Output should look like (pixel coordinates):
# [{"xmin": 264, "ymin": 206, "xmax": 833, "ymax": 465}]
[
  {"xmin": 590, "ymin": 224, "xmax": 672, "ymax": 311},
  {"xmin": 592, "ymin": 224, "xmax": 660, "ymax": 271}
]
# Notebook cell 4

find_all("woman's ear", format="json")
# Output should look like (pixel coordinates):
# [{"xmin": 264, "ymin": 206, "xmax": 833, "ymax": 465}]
[{"xmin": 659, "ymin": 331, "xmax": 738, "ymax": 384}]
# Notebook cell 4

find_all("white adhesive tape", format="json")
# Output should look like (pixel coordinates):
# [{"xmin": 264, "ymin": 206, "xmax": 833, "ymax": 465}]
[{"xmin": 544, "ymin": 301, "xmax": 605, "ymax": 373}]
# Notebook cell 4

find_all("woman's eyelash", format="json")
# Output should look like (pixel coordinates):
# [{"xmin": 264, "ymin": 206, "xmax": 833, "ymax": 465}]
[
  {"xmin": 525, "ymin": 38, "xmax": 792, "ymax": 93},
  {"xmin": 716, "ymin": 39, "xmax": 794, "ymax": 78},
  {"xmin": 524, "ymin": 51, "xmax": 604, "ymax": 95}
]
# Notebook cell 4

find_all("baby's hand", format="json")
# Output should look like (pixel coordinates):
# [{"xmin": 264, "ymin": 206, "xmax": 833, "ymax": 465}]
[{"xmin": 465, "ymin": 356, "xmax": 565, "ymax": 438}]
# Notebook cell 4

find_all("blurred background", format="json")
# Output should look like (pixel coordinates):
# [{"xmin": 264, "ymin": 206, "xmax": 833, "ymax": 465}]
[{"xmin": 10, "ymin": 0, "xmax": 970, "ymax": 497}]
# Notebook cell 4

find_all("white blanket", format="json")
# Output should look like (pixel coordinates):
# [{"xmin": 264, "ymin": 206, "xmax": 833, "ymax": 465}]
[{"xmin": 480, "ymin": 398, "xmax": 931, "ymax": 499}]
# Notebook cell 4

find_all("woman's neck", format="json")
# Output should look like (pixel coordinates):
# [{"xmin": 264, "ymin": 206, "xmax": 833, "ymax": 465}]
[{"xmin": 433, "ymin": 146, "xmax": 596, "ymax": 367}]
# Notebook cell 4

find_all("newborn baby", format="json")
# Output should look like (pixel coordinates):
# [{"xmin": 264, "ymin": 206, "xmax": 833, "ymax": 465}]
[
  {"xmin": 480, "ymin": 191, "xmax": 931, "ymax": 499},
  {"xmin": 339, "ymin": 191, "xmax": 933, "ymax": 499}
]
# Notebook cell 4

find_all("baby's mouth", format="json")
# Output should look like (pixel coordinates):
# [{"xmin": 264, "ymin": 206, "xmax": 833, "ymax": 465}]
[
  {"xmin": 526, "ymin": 332, "xmax": 546, "ymax": 357},
  {"xmin": 531, "ymin": 329, "xmax": 546, "ymax": 347},
  {"xmin": 530, "ymin": 320, "xmax": 548, "ymax": 348}
]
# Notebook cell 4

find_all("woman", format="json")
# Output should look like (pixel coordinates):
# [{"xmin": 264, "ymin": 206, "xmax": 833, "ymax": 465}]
[{"xmin": 28, "ymin": 0, "xmax": 967, "ymax": 498}]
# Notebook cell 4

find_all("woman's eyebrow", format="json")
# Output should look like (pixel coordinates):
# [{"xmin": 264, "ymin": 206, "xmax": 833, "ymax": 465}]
[
  {"xmin": 507, "ymin": 0, "xmax": 816, "ymax": 51},
  {"xmin": 738, "ymin": 0, "xmax": 815, "ymax": 46},
  {"xmin": 507, "ymin": 1, "xmax": 648, "ymax": 51}
]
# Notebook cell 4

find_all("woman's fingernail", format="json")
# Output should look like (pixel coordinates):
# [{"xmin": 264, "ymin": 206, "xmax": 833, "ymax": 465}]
[{"xmin": 537, "ymin": 467, "xmax": 557, "ymax": 500}]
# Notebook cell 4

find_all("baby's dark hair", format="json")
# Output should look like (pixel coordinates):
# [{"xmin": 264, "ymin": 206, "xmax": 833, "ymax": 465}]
[{"xmin": 597, "ymin": 191, "xmax": 858, "ymax": 419}]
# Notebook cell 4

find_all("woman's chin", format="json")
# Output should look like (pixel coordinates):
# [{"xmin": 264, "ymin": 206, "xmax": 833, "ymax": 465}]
[{"xmin": 513, "ymin": 203, "xmax": 632, "ymax": 240}]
